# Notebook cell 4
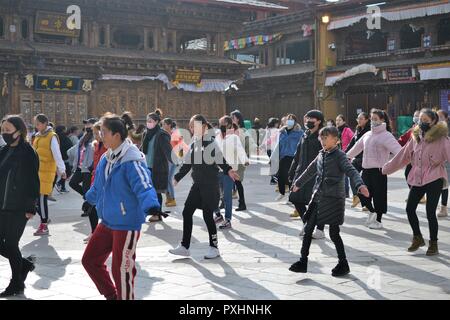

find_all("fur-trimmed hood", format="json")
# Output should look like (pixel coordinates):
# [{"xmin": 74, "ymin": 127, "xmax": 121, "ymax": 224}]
[{"xmin": 413, "ymin": 121, "xmax": 449, "ymax": 143}]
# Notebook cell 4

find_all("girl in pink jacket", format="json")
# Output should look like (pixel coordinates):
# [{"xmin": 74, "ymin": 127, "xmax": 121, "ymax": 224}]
[
  {"xmin": 383, "ymin": 109, "xmax": 450, "ymax": 256},
  {"xmin": 347, "ymin": 109, "xmax": 401, "ymax": 229},
  {"xmin": 336, "ymin": 114, "xmax": 354, "ymax": 198}
]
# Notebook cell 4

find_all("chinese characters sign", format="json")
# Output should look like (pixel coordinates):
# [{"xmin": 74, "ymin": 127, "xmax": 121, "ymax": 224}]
[
  {"xmin": 174, "ymin": 70, "xmax": 202, "ymax": 84},
  {"xmin": 35, "ymin": 76, "xmax": 81, "ymax": 92},
  {"xmin": 386, "ymin": 67, "xmax": 415, "ymax": 82},
  {"xmin": 35, "ymin": 11, "xmax": 80, "ymax": 37}
]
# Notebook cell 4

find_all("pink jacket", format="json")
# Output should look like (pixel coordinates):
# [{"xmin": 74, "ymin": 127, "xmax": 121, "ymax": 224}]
[
  {"xmin": 383, "ymin": 122, "xmax": 450, "ymax": 187},
  {"xmin": 340, "ymin": 126, "xmax": 354, "ymax": 151},
  {"xmin": 347, "ymin": 123, "xmax": 401, "ymax": 169}
]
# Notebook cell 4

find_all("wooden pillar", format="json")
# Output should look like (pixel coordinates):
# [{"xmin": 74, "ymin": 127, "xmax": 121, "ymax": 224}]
[
  {"xmin": 28, "ymin": 16, "xmax": 33, "ymax": 41},
  {"xmin": 171, "ymin": 30, "xmax": 177, "ymax": 53},
  {"xmin": 144, "ymin": 27, "xmax": 149, "ymax": 50},
  {"xmin": 161, "ymin": 28, "xmax": 168, "ymax": 52},
  {"xmin": 105, "ymin": 24, "xmax": 111, "ymax": 48},
  {"xmin": 216, "ymin": 33, "xmax": 224, "ymax": 57},
  {"xmin": 206, "ymin": 34, "xmax": 212, "ymax": 54}
]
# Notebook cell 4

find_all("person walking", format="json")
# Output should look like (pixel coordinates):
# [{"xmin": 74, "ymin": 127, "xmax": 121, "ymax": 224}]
[
  {"xmin": 263, "ymin": 118, "xmax": 280, "ymax": 185},
  {"xmin": 33, "ymin": 114, "xmax": 66, "ymax": 236},
  {"xmin": 169, "ymin": 115, "xmax": 239, "ymax": 259},
  {"xmin": 345, "ymin": 112, "xmax": 371, "ymax": 208},
  {"xmin": 289, "ymin": 126, "xmax": 369, "ymax": 276},
  {"xmin": 141, "ymin": 111, "xmax": 174, "ymax": 222},
  {"xmin": 54, "ymin": 125, "xmax": 74, "ymax": 193},
  {"xmin": 82, "ymin": 114, "xmax": 160, "ymax": 300},
  {"xmin": 347, "ymin": 109, "xmax": 401, "ymax": 229},
  {"xmin": 0, "ymin": 115, "xmax": 40, "ymax": 297},
  {"xmin": 273, "ymin": 114, "xmax": 303, "ymax": 201},
  {"xmin": 69, "ymin": 118, "xmax": 96, "ymax": 217},
  {"xmin": 437, "ymin": 110, "xmax": 450, "ymax": 217},
  {"xmin": 383, "ymin": 109, "xmax": 450, "ymax": 255},
  {"xmin": 336, "ymin": 115, "xmax": 354, "ymax": 198}
]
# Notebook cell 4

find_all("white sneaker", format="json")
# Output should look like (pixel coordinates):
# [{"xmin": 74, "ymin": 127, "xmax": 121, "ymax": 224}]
[
  {"xmin": 438, "ymin": 205, "xmax": 448, "ymax": 217},
  {"xmin": 275, "ymin": 194, "xmax": 286, "ymax": 201},
  {"xmin": 204, "ymin": 246, "xmax": 220, "ymax": 259},
  {"xmin": 366, "ymin": 212, "xmax": 376, "ymax": 226},
  {"xmin": 169, "ymin": 245, "xmax": 190, "ymax": 257},
  {"xmin": 312, "ymin": 229, "xmax": 325, "ymax": 239},
  {"xmin": 298, "ymin": 223, "xmax": 305, "ymax": 237},
  {"xmin": 368, "ymin": 221, "xmax": 383, "ymax": 229}
]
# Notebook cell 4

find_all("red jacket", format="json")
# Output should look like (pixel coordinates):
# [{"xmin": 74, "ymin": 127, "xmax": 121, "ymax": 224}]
[
  {"xmin": 90, "ymin": 141, "xmax": 108, "ymax": 186},
  {"xmin": 398, "ymin": 126, "xmax": 415, "ymax": 147}
]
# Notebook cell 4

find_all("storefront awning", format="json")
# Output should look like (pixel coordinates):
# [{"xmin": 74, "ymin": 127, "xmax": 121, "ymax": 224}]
[
  {"xmin": 99, "ymin": 74, "xmax": 236, "ymax": 93},
  {"xmin": 325, "ymin": 64, "xmax": 378, "ymax": 87},
  {"xmin": 328, "ymin": 1, "xmax": 450, "ymax": 30},
  {"xmin": 418, "ymin": 63, "xmax": 450, "ymax": 80}
]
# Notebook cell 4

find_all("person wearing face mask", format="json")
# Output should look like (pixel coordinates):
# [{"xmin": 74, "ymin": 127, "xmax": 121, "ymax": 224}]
[
  {"xmin": 383, "ymin": 109, "xmax": 450, "ymax": 255},
  {"xmin": 141, "ymin": 110, "xmax": 174, "ymax": 222},
  {"xmin": 345, "ymin": 112, "xmax": 371, "ymax": 208},
  {"xmin": 0, "ymin": 115, "xmax": 40, "ymax": 297},
  {"xmin": 397, "ymin": 111, "xmax": 426, "ymax": 202},
  {"xmin": 437, "ymin": 110, "xmax": 450, "ymax": 217},
  {"xmin": 347, "ymin": 109, "xmax": 401, "ymax": 230},
  {"xmin": 288, "ymin": 110, "xmax": 325, "ymax": 239},
  {"xmin": 336, "ymin": 115, "xmax": 354, "ymax": 199},
  {"xmin": 68, "ymin": 118, "xmax": 96, "ymax": 217},
  {"xmin": 272, "ymin": 114, "xmax": 303, "ymax": 201}
]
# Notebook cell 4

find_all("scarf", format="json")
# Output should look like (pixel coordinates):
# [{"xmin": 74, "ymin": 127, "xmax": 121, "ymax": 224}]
[
  {"xmin": 142, "ymin": 126, "xmax": 159, "ymax": 154},
  {"xmin": 104, "ymin": 139, "xmax": 132, "ymax": 180}
]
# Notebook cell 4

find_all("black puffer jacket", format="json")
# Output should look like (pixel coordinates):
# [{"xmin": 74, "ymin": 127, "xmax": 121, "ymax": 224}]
[
  {"xmin": 288, "ymin": 130, "xmax": 322, "ymax": 204},
  {"xmin": 345, "ymin": 124, "xmax": 370, "ymax": 171},
  {"xmin": 0, "ymin": 141, "xmax": 40, "ymax": 214},
  {"xmin": 294, "ymin": 147, "xmax": 364, "ymax": 226}
]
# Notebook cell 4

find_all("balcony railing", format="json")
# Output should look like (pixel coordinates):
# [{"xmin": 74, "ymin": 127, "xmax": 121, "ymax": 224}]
[{"xmin": 339, "ymin": 44, "xmax": 450, "ymax": 63}]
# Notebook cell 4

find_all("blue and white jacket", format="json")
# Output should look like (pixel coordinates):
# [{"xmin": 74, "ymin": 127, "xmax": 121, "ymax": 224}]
[{"xmin": 86, "ymin": 139, "xmax": 160, "ymax": 231}]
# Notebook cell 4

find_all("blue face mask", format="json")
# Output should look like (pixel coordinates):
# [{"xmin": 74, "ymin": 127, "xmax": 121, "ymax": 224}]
[{"xmin": 286, "ymin": 120, "xmax": 295, "ymax": 128}]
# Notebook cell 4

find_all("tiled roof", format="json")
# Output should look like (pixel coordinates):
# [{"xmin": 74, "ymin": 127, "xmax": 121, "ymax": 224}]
[{"xmin": 179, "ymin": 0, "xmax": 288, "ymax": 10}]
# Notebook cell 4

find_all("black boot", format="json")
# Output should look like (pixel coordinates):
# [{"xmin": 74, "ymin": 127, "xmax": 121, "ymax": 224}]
[
  {"xmin": 0, "ymin": 281, "xmax": 25, "ymax": 297},
  {"xmin": 236, "ymin": 203, "xmax": 247, "ymax": 211},
  {"xmin": 332, "ymin": 259, "xmax": 350, "ymax": 277},
  {"xmin": 21, "ymin": 256, "xmax": 36, "ymax": 282},
  {"xmin": 289, "ymin": 257, "xmax": 308, "ymax": 273}
]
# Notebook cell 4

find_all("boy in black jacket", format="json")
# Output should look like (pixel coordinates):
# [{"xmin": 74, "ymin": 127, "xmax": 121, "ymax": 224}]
[
  {"xmin": 169, "ymin": 115, "xmax": 239, "ymax": 260},
  {"xmin": 289, "ymin": 127, "xmax": 369, "ymax": 277}
]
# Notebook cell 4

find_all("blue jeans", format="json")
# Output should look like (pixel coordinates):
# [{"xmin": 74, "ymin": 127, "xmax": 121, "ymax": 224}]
[
  {"xmin": 220, "ymin": 172, "xmax": 234, "ymax": 221},
  {"xmin": 167, "ymin": 163, "xmax": 178, "ymax": 199}
]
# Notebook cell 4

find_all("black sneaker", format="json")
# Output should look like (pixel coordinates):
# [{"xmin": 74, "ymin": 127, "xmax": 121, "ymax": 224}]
[
  {"xmin": 331, "ymin": 259, "xmax": 350, "ymax": 277},
  {"xmin": 235, "ymin": 205, "xmax": 247, "ymax": 211},
  {"xmin": 21, "ymin": 256, "xmax": 36, "ymax": 282},
  {"xmin": 270, "ymin": 177, "xmax": 277, "ymax": 185},
  {"xmin": 289, "ymin": 258, "xmax": 308, "ymax": 273}
]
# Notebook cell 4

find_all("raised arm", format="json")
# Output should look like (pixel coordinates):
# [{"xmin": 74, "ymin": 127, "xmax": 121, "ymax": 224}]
[{"xmin": 382, "ymin": 138, "xmax": 413, "ymax": 175}]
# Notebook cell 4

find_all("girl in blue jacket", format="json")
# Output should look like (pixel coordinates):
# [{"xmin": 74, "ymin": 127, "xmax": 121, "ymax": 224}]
[{"xmin": 82, "ymin": 114, "xmax": 160, "ymax": 300}]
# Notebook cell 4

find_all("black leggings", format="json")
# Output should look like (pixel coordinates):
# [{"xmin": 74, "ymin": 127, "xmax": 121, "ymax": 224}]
[
  {"xmin": 359, "ymin": 168, "xmax": 387, "ymax": 220},
  {"xmin": 37, "ymin": 195, "xmax": 49, "ymax": 223},
  {"xmin": 69, "ymin": 169, "xmax": 92, "ymax": 197},
  {"xmin": 300, "ymin": 209, "xmax": 346, "ymax": 261},
  {"xmin": 406, "ymin": 179, "xmax": 442, "ymax": 241},
  {"xmin": 235, "ymin": 180, "xmax": 246, "ymax": 206},
  {"xmin": 278, "ymin": 156, "xmax": 294, "ymax": 195},
  {"xmin": 442, "ymin": 189, "xmax": 448, "ymax": 206},
  {"xmin": 181, "ymin": 183, "xmax": 219, "ymax": 249},
  {"xmin": 0, "ymin": 212, "xmax": 32, "ymax": 287},
  {"xmin": 88, "ymin": 206, "xmax": 98, "ymax": 233}
]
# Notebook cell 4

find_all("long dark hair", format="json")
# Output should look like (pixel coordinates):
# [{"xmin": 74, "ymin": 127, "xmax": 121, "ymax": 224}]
[
  {"xmin": 356, "ymin": 112, "xmax": 371, "ymax": 131},
  {"xmin": 2, "ymin": 115, "xmax": 28, "ymax": 142},
  {"xmin": 371, "ymin": 108, "xmax": 392, "ymax": 132},
  {"xmin": 121, "ymin": 112, "xmax": 135, "ymax": 132},
  {"xmin": 230, "ymin": 109, "xmax": 245, "ymax": 128}
]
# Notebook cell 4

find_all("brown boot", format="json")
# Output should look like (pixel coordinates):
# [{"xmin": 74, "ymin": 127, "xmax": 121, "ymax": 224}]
[
  {"xmin": 426, "ymin": 240, "xmax": 439, "ymax": 256},
  {"xmin": 407, "ymin": 235, "xmax": 425, "ymax": 252}
]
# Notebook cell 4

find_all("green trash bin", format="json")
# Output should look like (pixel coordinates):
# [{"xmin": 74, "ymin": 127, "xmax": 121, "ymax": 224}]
[{"xmin": 397, "ymin": 116, "xmax": 413, "ymax": 136}]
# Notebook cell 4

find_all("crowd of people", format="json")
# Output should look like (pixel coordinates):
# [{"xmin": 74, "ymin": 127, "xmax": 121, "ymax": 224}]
[{"xmin": 0, "ymin": 106, "xmax": 448, "ymax": 299}]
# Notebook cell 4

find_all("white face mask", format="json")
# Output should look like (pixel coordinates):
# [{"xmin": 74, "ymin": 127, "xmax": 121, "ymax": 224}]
[
  {"xmin": 371, "ymin": 120, "xmax": 383, "ymax": 128},
  {"xmin": 413, "ymin": 117, "xmax": 420, "ymax": 124}
]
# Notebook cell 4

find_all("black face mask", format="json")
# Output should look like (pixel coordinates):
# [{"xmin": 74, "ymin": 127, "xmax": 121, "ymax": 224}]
[
  {"xmin": 419, "ymin": 122, "xmax": 431, "ymax": 132},
  {"xmin": 85, "ymin": 128, "xmax": 93, "ymax": 134},
  {"xmin": 306, "ymin": 121, "xmax": 316, "ymax": 130},
  {"xmin": 220, "ymin": 125, "xmax": 227, "ymax": 134},
  {"xmin": 2, "ymin": 131, "xmax": 19, "ymax": 145}
]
